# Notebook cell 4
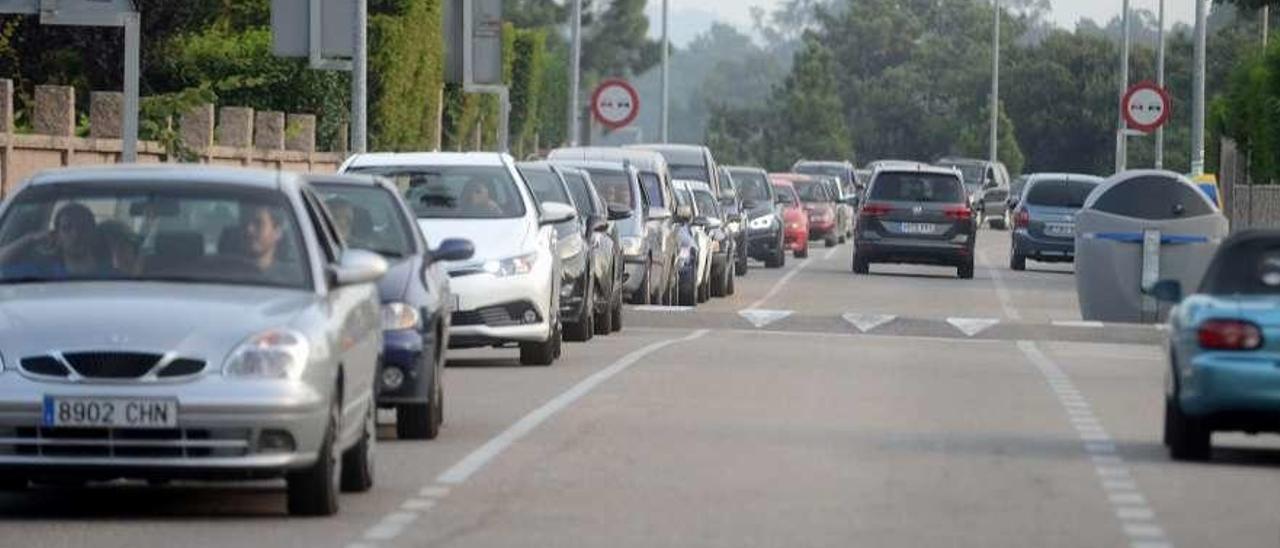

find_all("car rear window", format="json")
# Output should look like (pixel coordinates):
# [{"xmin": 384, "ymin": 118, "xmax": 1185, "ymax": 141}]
[
  {"xmin": 1025, "ymin": 180, "xmax": 1098, "ymax": 208},
  {"xmin": 1201, "ymin": 238, "xmax": 1280, "ymax": 295},
  {"xmin": 1092, "ymin": 176, "xmax": 1214, "ymax": 220},
  {"xmin": 869, "ymin": 173, "xmax": 964, "ymax": 203}
]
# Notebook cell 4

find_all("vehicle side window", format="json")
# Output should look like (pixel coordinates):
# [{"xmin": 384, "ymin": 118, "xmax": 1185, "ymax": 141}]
[
  {"xmin": 639, "ymin": 173, "xmax": 664, "ymax": 208},
  {"xmin": 1093, "ymin": 176, "xmax": 1214, "ymax": 220},
  {"xmin": 299, "ymin": 188, "xmax": 340, "ymax": 264}
]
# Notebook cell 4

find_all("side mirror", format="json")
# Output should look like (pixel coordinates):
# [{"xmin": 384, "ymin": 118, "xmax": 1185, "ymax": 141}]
[
  {"xmin": 331, "ymin": 249, "xmax": 388, "ymax": 286},
  {"xmin": 647, "ymin": 206, "xmax": 672, "ymax": 221},
  {"xmin": 540, "ymin": 202, "xmax": 577, "ymax": 225},
  {"xmin": 674, "ymin": 205, "xmax": 695, "ymax": 222},
  {"xmin": 587, "ymin": 213, "xmax": 608, "ymax": 233},
  {"xmin": 431, "ymin": 238, "xmax": 475, "ymax": 262},
  {"xmin": 1147, "ymin": 279, "xmax": 1184, "ymax": 303},
  {"xmin": 607, "ymin": 203, "xmax": 633, "ymax": 221}
]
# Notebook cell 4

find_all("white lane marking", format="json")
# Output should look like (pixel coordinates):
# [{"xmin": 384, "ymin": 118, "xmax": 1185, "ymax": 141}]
[
  {"xmin": 1018, "ymin": 340, "xmax": 1174, "ymax": 548},
  {"xmin": 738, "ymin": 309, "xmax": 794, "ymax": 328},
  {"xmin": 363, "ymin": 511, "xmax": 419, "ymax": 541},
  {"xmin": 400, "ymin": 499, "xmax": 436, "ymax": 511},
  {"xmin": 437, "ymin": 329, "xmax": 710, "ymax": 485},
  {"xmin": 1053, "ymin": 320, "xmax": 1106, "ymax": 328},
  {"xmin": 947, "ymin": 317, "xmax": 1001, "ymax": 337},
  {"xmin": 823, "ymin": 246, "xmax": 839, "ymax": 261},
  {"xmin": 629, "ymin": 305, "xmax": 694, "ymax": 312},
  {"xmin": 418, "ymin": 485, "xmax": 450, "ymax": 498},
  {"xmin": 980, "ymin": 250, "xmax": 1023, "ymax": 321},
  {"xmin": 745, "ymin": 258, "xmax": 812, "ymax": 310},
  {"xmin": 842, "ymin": 313, "xmax": 897, "ymax": 333}
]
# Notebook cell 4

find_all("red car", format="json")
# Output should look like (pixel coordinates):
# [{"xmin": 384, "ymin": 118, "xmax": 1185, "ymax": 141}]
[
  {"xmin": 773, "ymin": 173, "xmax": 839, "ymax": 248},
  {"xmin": 770, "ymin": 178, "xmax": 810, "ymax": 258}
]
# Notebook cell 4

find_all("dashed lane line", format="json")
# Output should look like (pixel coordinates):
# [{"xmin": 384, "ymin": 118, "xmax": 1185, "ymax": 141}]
[
  {"xmin": 744, "ymin": 257, "xmax": 812, "ymax": 310},
  {"xmin": 1018, "ymin": 341, "xmax": 1175, "ymax": 548},
  {"xmin": 347, "ymin": 329, "xmax": 711, "ymax": 548},
  {"xmin": 979, "ymin": 249, "xmax": 1022, "ymax": 322}
]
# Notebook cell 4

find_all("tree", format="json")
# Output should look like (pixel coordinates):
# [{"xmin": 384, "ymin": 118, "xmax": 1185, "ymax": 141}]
[
  {"xmin": 581, "ymin": 0, "xmax": 661, "ymax": 78},
  {"xmin": 762, "ymin": 35, "xmax": 852, "ymax": 170}
]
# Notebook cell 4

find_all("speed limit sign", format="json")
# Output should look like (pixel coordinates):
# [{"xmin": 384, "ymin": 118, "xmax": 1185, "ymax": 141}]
[
  {"xmin": 591, "ymin": 79, "xmax": 640, "ymax": 130},
  {"xmin": 1122, "ymin": 81, "xmax": 1172, "ymax": 134}
]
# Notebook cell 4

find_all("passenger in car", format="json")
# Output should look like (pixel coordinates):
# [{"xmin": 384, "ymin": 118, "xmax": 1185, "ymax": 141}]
[
  {"xmin": 461, "ymin": 179, "xmax": 503, "ymax": 216},
  {"xmin": 0, "ymin": 202, "xmax": 107, "ymax": 278},
  {"xmin": 99, "ymin": 220, "xmax": 143, "ymax": 276}
]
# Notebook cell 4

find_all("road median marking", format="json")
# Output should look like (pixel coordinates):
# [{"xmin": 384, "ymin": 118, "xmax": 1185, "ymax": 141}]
[
  {"xmin": 841, "ymin": 313, "xmax": 896, "ymax": 333},
  {"xmin": 738, "ymin": 309, "xmax": 794, "ymax": 328},
  {"xmin": 946, "ymin": 317, "xmax": 1000, "ymax": 337}
]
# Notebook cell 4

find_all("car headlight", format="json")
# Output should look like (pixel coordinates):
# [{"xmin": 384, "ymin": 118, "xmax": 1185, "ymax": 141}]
[
  {"xmin": 482, "ymin": 252, "xmax": 537, "ymax": 277},
  {"xmin": 224, "ymin": 329, "xmax": 310, "ymax": 379},
  {"xmin": 382, "ymin": 302, "xmax": 421, "ymax": 331},
  {"xmin": 748, "ymin": 215, "xmax": 774, "ymax": 230},
  {"xmin": 620, "ymin": 236, "xmax": 644, "ymax": 257}
]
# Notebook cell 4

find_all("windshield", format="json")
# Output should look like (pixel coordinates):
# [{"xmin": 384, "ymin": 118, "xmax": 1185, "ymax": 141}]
[
  {"xmin": 584, "ymin": 169, "xmax": 635, "ymax": 210},
  {"xmin": 693, "ymin": 189, "xmax": 719, "ymax": 218},
  {"xmin": 772, "ymin": 184, "xmax": 798, "ymax": 205},
  {"xmin": 517, "ymin": 167, "xmax": 573, "ymax": 208},
  {"xmin": 313, "ymin": 183, "xmax": 415, "ymax": 258},
  {"xmin": 1024, "ymin": 180, "xmax": 1098, "ymax": 209},
  {"xmin": 793, "ymin": 180, "xmax": 829, "ymax": 202},
  {"xmin": 0, "ymin": 185, "xmax": 310, "ymax": 289},
  {"xmin": 561, "ymin": 171, "xmax": 598, "ymax": 217},
  {"xmin": 348, "ymin": 165, "xmax": 525, "ymax": 220},
  {"xmin": 731, "ymin": 170, "xmax": 772, "ymax": 203},
  {"xmin": 870, "ymin": 173, "xmax": 965, "ymax": 203},
  {"xmin": 795, "ymin": 164, "xmax": 849, "ymax": 185},
  {"xmin": 938, "ymin": 162, "xmax": 985, "ymax": 188},
  {"xmin": 670, "ymin": 164, "xmax": 710, "ymax": 183}
]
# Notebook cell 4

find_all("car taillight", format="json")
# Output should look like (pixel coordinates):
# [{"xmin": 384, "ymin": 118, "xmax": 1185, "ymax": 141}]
[
  {"xmin": 1198, "ymin": 319, "xmax": 1263, "ymax": 351},
  {"xmin": 1015, "ymin": 209, "xmax": 1030, "ymax": 228},
  {"xmin": 944, "ymin": 205, "xmax": 972, "ymax": 221},
  {"xmin": 861, "ymin": 203, "xmax": 893, "ymax": 217}
]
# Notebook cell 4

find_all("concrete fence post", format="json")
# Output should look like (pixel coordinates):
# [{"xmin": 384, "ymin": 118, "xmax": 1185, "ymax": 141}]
[
  {"xmin": 254, "ymin": 111, "xmax": 285, "ymax": 151},
  {"xmin": 180, "ymin": 104, "xmax": 215, "ymax": 159},
  {"xmin": 285, "ymin": 114, "xmax": 316, "ymax": 154},
  {"xmin": 33, "ymin": 85, "xmax": 75, "ymax": 136},
  {"xmin": 89, "ymin": 91, "xmax": 124, "ymax": 139},
  {"xmin": 217, "ymin": 107, "xmax": 254, "ymax": 148}
]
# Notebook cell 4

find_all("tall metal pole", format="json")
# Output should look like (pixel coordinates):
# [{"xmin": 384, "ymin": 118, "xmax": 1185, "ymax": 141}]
[
  {"xmin": 1191, "ymin": 0, "xmax": 1207, "ymax": 176},
  {"xmin": 660, "ymin": 0, "xmax": 670, "ymax": 143},
  {"xmin": 1264, "ymin": 7, "xmax": 1271, "ymax": 48},
  {"xmin": 121, "ymin": 12, "xmax": 140, "ymax": 163},
  {"xmin": 568, "ymin": 0, "xmax": 582, "ymax": 146},
  {"xmin": 351, "ymin": 0, "xmax": 368, "ymax": 153},
  {"xmin": 1155, "ymin": 0, "xmax": 1166, "ymax": 170},
  {"xmin": 1115, "ymin": 0, "xmax": 1131, "ymax": 173},
  {"xmin": 988, "ymin": 0, "xmax": 999, "ymax": 164}
]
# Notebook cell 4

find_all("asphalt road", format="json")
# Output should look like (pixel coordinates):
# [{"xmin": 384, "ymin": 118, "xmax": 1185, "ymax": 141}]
[{"xmin": 3, "ymin": 228, "xmax": 1278, "ymax": 548}]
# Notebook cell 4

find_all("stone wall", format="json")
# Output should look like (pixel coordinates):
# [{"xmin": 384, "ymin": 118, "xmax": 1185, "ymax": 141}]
[{"xmin": 0, "ymin": 80, "xmax": 346, "ymax": 197}]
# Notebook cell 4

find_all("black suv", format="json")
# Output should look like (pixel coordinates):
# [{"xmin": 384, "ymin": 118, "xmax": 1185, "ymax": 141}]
[
  {"xmin": 853, "ymin": 166, "xmax": 977, "ymax": 279},
  {"xmin": 725, "ymin": 166, "xmax": 785, "ymax": 269}
]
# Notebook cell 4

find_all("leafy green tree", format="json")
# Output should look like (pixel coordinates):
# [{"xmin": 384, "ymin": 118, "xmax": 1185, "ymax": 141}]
[
  {"xmin": 762, "ymin": 35, "xmax": 852, "ymax": 170},
  {"xmin": 582, "ymin": 0, "xmax": 661, "ymax": 78}
]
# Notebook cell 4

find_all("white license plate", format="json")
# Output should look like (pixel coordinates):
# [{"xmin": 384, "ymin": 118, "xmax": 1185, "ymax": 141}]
[
  {"xmin": 899, "ymin": 222, "xmax": 936, "ymax": 234},
  {"xmin": 43, "ymin": 397, "xmax": 178, "ymax": 429},
  {"xmin": 1045, "ymin": 223, "xmax": 1075, "ymax": 236}
]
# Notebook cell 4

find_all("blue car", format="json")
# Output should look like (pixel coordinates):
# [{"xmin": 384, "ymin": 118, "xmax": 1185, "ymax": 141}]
[
  {"xmin": 315, "ymin": 177, "xmax": 474, "ymax": 440},
  {"xmin": 1153, "ymin": 230, "xmax": 1280, "ymax": 461},
  {"xmin": 1008, "ymin": 173, "xmax": 1103, "ymax": 270}
]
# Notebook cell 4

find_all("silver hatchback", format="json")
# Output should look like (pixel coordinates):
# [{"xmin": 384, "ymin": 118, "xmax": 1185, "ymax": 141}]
[{"xmin": 0, "ymin": 166, "xmax": 386, "ymax": 516}]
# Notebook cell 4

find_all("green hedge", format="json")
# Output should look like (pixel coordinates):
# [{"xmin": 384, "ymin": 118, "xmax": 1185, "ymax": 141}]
[
  {"xmin": 510, "ymin": 28, "xmax": 547, "ymax": 157},
  {"xmin": 369, "ymin": 0, "xmax": 445, "ymax": 151}
]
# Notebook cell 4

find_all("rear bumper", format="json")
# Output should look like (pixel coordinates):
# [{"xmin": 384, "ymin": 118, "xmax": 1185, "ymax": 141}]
[
  {"xmin": 856, "ymin": 237, "xmax": 972, "ymax": 264},
  {"xmin": 1179, "ymin": 354, "xmax": 1280, "ymax": 429},
  {"xmin": 1013, "ymin": 230, "xmax": 1074, "ymax": 260}
]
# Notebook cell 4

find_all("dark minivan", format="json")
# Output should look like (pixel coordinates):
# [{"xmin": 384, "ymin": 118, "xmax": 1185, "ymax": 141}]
[{"xmin": 854, "ymin": 166, "xmax": 977, "ymax": 278}]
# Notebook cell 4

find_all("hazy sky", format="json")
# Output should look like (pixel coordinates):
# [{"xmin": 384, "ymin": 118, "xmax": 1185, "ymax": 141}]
[{"xmin": 647, "ymin": 0, "xmax": 1198, "ymax": 46}]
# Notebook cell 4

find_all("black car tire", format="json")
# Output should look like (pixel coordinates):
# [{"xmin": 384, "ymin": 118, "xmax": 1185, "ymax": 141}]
[
  {"xmin": 1166, "ymin": 396, "xmax": 1211, "ymax": 461},
  {"xmin": 838, "ymin": 233, "xmax": 847, "ymax": 244},
  {"xmin": 641, "ymin": 260, "xmax": 657, "ymax": 305},
  {"xmin": 1010, "ymin": 251, "xmax": 1026, "ymax": 271},
  {"xmin": 766, "ymin": 243, "xmax": 785, "ymax": 268},
  {"xmin": 697, "ymin": 274, "xmax": 710, "ymax": 303},
  {"xmin": 726, "ymin": 265, "xmax": 736, "ymax": 295},
  {"xmin": 610, "ymin": 287, "xmax": 623, "ymax": 332},
  {"xmin": 564, "ymin": 287, "xmax": 594, "ymax": 343},
  {"xmin": 678, "ymin": 270, "xmax": 696, "ymax": 306},
  {"xmin": 825, "ymin": 234, "xmax": 838, "ymax": 248},
  {"xmin": 712, "ymin": 262, "xmax": 728, "ymax": 298},
  {"xmin": 397, "ymin": 402, "xmax": 436, "ymax": 440},
  {"xmin": 595, "ymin": 275, "xmax": 614, "ymax": 335},
  {"xmin": 287, "ymin": 395, "xmax": 340, "ymax": 516},
  {"xmin": 958, "ymin": 257, "xmax": 975, "ymax": 279},
  {"xmin": 520, "ymin": 318, "xmax": 560, "ymax": 366},
  {"xmin": 340, "ymin": 399, "xmax": 375, "ymax": 493},
  {"xmin": 853, "ymin": 254, "xmax": 870, "ymax": 274},
  {"xmin": 735, "ymin": 245, "xmax": 749, "ymax": 275},
  {"xmin": 795, "ymin": 244, "xmax": 808, "ymax": 259}
]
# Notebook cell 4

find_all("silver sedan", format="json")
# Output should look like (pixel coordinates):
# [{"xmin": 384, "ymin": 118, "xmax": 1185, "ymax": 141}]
[{"xmin": 0, "ymin": 165, "xmax": 386, "ymax": 516}]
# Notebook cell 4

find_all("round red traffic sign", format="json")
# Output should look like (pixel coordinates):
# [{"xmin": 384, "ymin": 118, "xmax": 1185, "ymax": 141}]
[
  {"xmin": 1122, "ymin": 81, "xmax": 1172, "ymax": 133},
  {"xmin": 591, "ymin": 79, "xmax": 640, "ymax": 130}
]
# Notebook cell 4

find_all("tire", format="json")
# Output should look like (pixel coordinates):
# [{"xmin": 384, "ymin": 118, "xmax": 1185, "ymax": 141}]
[
  {"xmin": 853, "ymin": 254, "xmax": 870, "ymax": 274},
  {"xmin": 824, "ymin": 234, "xmax": 838, "ymax": 248},
  {"xmin": 610, "ymin": 288, "xmax": 623, "ymax": 332},
  {"xmin": 712, "ymin": 263, "xmax": 728, "ymax": 298},
  {"xmin": 766, "ymin": 243, "xmax": 785, "ymax": 268},
  {"xmin": 594, "ymin": 292, "xmax": 613, "ymax": 335},
  {"xmin": 520, "ymin": 318, "xmax": 559, "ymax": 366},
  {"xmin": 838, "ymin": 233, "xmax": 847, "ymax": 244},
  {"xmin": 397, "ymin": 402, "xmax": 436, "ymax": 440},
  {"xmin": 640, "ymin": 260, "xmax": 656, "ymax": 305},
  {"xmin": 340, "ymin": 398, "xmax": 376, "ymax": 493},
  {"xmin": 564, "ymin": 291, "xmax": 593, "ymax": 343},
  {"xmin": 735, "ymin": 246, "xmax": 749, "ymax": 275},
  {"xmin": 1010, "ymin": 251, "xmax": 1026, "ymax": 271},
  {"xmin": 287, "ymin": 396, "xmax": 341, "ymax": 516},
  {"xmin": 958, "ymin": 257, "xmax": 975, "ymax": 279},
  {"xmin": 1166, "ymin": 396, "xmax": 1211, "ymax": 461},
  {"xmin": 795, "ymin": 245, "xmax": 808, "ymax": 259},
  {"xmin": 697, "ymin": 274, "xmax": 710, "ymax": 303},
  {"xmin": 678, "ymin": 271, "xmax": 696, "ymax": 306},
  {"xmin": 726, "ymin": 266, "xmax": 736, "ymax": 295}
]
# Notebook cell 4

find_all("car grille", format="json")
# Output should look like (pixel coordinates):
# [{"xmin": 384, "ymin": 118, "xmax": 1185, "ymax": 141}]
[
  {"xmin": 0, "ymin": 426, "xmax": 251, "ymax": 458},
  {"xmin": 451, "ymin": 302, "xmax": 539, "ymax": 327},
  {"xmin": 19, "ymin": 353, "xmax": 206, "ymax": 380}
]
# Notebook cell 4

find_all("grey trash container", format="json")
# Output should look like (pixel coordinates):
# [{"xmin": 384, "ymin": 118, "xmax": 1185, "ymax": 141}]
[{"xmin": 1075, "ymin": 170, "xmax": 1228, "ymax": 323}]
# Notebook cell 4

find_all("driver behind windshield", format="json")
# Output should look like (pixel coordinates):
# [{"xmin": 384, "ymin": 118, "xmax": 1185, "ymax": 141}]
[{"xmin": 238, "ymin": 203, "xmax": 299, "ymax": 283}]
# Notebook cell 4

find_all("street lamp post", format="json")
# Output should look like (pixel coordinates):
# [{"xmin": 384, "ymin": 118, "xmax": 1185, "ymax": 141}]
[
  {"xmin": 1191, "ymin": 0, "xmax": 1207, "ymax": 176},
  {"xmin": 1155, "ymin": 0, "xmax": 1165, "ymax": 170},
  {"xmin": 989, "ymin": 0, "xmax": 999, "ymax": 164},
  {"xmin": 1115, "ymin": 0, "xmax": 1131, "ymax": 174},
  {"xmin": 568, "ymin": 0, "xmax": 583, "ymax": 146},
  {"xmin": 660, "ymin": 0, "xmax": 670, "ymax": 143}
]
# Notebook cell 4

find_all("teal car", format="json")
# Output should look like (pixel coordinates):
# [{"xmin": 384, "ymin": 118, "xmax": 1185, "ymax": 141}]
[{"xmin": 1152, "ymin": 230, "xmax": 1280, "ymax": 461}]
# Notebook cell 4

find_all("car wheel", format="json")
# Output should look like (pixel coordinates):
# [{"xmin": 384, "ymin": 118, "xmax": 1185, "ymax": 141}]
[
  {"xmin": 713, "ymin": 262, "xmax": 729, "ymax": 297},
  {"xmin": 958, "ymin": 257, "xmax": 975, "ymax": 279},
  {"xmin": 610, "ymin": 285, "xmax": 624, "ymax": 332},
  {"xmin": 340, "ymin": 397, "xmax": 376, "ymax": 493},
  {"xmin": 564, "ymin": 283, "xmax": 594, "ymax": 343},
  {"xmin": 641, "ymin": 260, "xmax": 656, "ymax": 305},
  {"xmin": 520, "ymin": 313, "xmax": 560, "ymax": 366},
  {"xmin": 795, "ymin": 244, "xmax": 808, "ymax": 259},
  {"xmin": 766, "ymin": 243, "xmax": 785, "ymax": 268},
  {"xmin": 595, "ymin": 278, "xmax": 614, "ymax": 335},
  {"xmin": 678, "ymin": 271, "xmax": 696, "ymax": 306},
  {"xmin": 726, "ymin": 265, "xmax": 736, "ymax": 295},
  {"xmin": 1010, "ymin": 251, "xmax": 1026, "ymax": 271},
  {"xmin": 735, "ymin": 246, "xmax": 749, "ymax": 275},
  {"xmin": 287, "ymin": 395, "xmax": 340, "ymax": 516},
  {"xmin": 825, "ymin": 234, "xmax": 838, "ymax": 248},
  {"xmin": 853, "ymin": 253, "xmax": 870, "ymax": 274},
  {"xmin": 697, "ymin": 275, "xmax": 710, "ymax": 303},
  {"xmin": 397, "ymin": 402, "xmax": 435, "ymax": 440},
  {"xmin": 1166, "ymin": 396, "xmax": 1211, "ymax": 461}
]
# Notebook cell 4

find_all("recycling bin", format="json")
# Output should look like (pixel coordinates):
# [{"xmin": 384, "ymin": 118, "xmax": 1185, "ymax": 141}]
[{"xmin": 1075, "ymin": 170, "xmax": 1228, "ymax": 323}]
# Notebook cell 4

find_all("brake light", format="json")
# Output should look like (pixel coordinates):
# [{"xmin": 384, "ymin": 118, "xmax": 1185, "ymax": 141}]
[
  {"xmin": 1015, "ymin": 209, "xmax": 1030, "ymax": 228},
  {"xmin": 944, "ymin": 205, "xmax": 972, "ymax": 221},
  {"xmin": 1198, "ymin": 319, "xmax": 1263, "ymax": 351},
  {"xmin": 861, "ymin": 202, "xmax": 893, "ymax": 217}
]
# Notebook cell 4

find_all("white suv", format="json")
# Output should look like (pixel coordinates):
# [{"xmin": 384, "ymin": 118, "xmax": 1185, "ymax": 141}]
[{"xmin": 340, "ymin": 153, "xmax": 571, "ymax": 366}]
